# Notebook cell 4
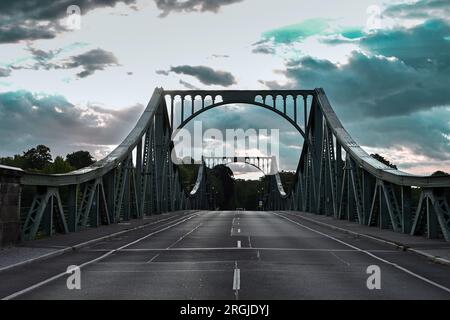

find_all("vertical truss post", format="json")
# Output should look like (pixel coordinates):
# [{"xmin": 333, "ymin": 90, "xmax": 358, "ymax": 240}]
[
  {"xmin": 401, "ymin": 186, "xmax": 412, "ymax": 234},
  {"xmin": 136, "ymin": 136, "xmax": 143, "ymax": 218},
  {"xmin": 89, "ymin": 184, "xmax": 100, "ymax": 227},
  {"xmin": 362, "ymin": 171, "xmax": 375, "ymax": 225},
  {"xmin": 67, "ymin": 184, "xmax": 78, "ymax": 232},
  {"xmin": 427, "ymin": 195, "xmax": 439, "ymax": 238},
  {"xmin": 123, "ymin": 159, "xmax": 131, "ymax": 221},
  {"xmin": 154, "ymin": 104, "xmax": 165, "ymax": 214},
  {"xmin": 335, "ymin": 142, "xmax": 343, "ymax": 218},
  {"xmin": 104, "ymin": 170, "xmax": 115, "ymax": 223},
  {"xmin": 41, "ymin": 194, "xmax": 53, "ymax": 236},
  {"xmin": 379, "ymin": 183, "xmax": 390, "ymax": 229}
]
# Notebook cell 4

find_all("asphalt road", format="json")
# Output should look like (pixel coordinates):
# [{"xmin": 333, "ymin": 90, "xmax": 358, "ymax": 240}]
[{"xmin": 1, "ymin": 210, "xmax": 449, "ymax": 300}]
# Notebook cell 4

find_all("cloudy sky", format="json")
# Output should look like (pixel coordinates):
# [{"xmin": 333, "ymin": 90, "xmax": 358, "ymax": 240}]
[{"xmin": 0, "ymin": 0, "xmax": 449, "ymax": 179}]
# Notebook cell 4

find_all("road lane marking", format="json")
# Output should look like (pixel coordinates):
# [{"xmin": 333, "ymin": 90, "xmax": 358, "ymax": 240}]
[
  {"xmin": 167, "ymin": 223, "xmax": 202, "ymax": 249},
  {"xmin": 146, "ymin": 254, "xmax": 160, "ymax": 263},
  {"xmin": 273, "ymin": 212, "xmax": 450, "ymax": 294},
  {"xmin": 233, "ymin": 261, "xmax": 240, "ymax": 300},
  {"xmin": 146, "ymin": 223, "xmax": 203, "ymax": 263},
  {"xmin": 0, "ymin": 212, "xmax": 196, "ymax": 274},
  {"xmin": 237, "ymin": 241, "xmax": 241, "ymax": 248},
  {"xmin": 329, "ymin": 251, "xmax": 351, "ymax": 267},
  {"xmin": 83, "ymin": 247, "xmax": 397, "ymax": 252},
  {"xmin": 1, "ymin": 211, "xmax": 202, "ymax": 300},
  {"xmin": 233, "ymin": 269, "xmax": 240, "ymax": 290}
]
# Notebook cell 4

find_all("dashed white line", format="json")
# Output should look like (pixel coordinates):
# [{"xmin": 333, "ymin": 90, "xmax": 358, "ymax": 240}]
[
  {"xmin": 233, "ymin": 261, "xmax": 240, "ymax": 300},
  {"xmin": 146, "ymin": 223, "xmax": 202, "ymax": 263}
]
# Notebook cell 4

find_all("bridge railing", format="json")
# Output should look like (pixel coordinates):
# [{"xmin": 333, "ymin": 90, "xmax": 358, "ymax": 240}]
[
  {"xmin": 4, "ymin": 88, "xmax": 210, "ymax": 242},
  {"xmin": 267, "ymin": 88, "xmax": 450, "ymax": 242}
]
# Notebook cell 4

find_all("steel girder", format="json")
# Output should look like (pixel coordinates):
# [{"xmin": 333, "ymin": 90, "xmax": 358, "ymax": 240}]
[
  {"xmin": 22, "ymin": 187, "xmax": 68, "ymax": 240},
  {"xmin": 16, "ymin": 88, "xmax": 211, "ymax": 240},
  {"xmin": 265, "ymin": 88, "xmax": 450, "ymax": 242},
  {"xmin": 411, "ymin": 188, "xmax": 450, "ymax": 241},
  {"xmin": 11, "ymin": 88, "xmax": 450, "ymax": 241}
]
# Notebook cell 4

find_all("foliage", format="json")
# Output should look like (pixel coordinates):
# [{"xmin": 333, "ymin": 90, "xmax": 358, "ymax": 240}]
[
  {"xmin": 41, "ymin": 156, "xmax": 75, "ymax": 174},
  {"xmin": 370, "ymin": 153, "xmax": 397, "ymax": 169},
  {"xmin": 66, "ymin": 150, "xmax": 95, "ymax": 169},
  {"xmin": 0, "ymin": 145, "xmax": 93, "ymax": 174}
]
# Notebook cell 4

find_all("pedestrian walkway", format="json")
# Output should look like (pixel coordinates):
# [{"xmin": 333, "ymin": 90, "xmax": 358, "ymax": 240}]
[
  {"xmin": 0, "ymin": 211, "xmax": 196, "ymax": 272},
  {"xmin": 282, "ymin": 211, "xmax": 450, "ymax": 265}
]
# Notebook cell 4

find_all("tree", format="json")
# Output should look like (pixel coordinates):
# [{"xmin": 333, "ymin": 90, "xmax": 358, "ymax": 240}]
[
  {"xmin": 212, "ymin": 165, "xmax": 235, "ymax": 210},
  {"xmin": 431, "ymin": 170, "xmax": 449, "ymax": 177},
  {"xmin": 42, "ymin": 156, "xmax": 75, "ymax": 174},
  {"xmin": 370, "ymin": 153, "xmax": 397, "ymax": 169},
  {"xmin": 22, "ymin": 145, "xmax": 52, "ymax": 170},
  {"xmin": 66, "ymin": 150, "xmax": 95, "ymax": 169}
]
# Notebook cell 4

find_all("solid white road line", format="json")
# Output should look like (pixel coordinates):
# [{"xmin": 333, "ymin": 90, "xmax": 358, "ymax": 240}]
[
  {"xmin": 0, "ymin": 212, "xmax": 194, "ymax": 274},
  {"xmin": 1, "ymin": 212, "xmax": 202, "ymax": 300},
  {"xmin": 82, "ymin": 247, "xmax": 397, "ymax": 252},
  {"xmin": 273, "ymin": 212, "xmax": 450, "ymax": 294}
]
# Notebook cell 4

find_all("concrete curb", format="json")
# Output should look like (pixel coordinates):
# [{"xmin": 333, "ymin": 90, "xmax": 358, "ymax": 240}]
[
  {"xmin": 281, "ymin": 211, "xmax": 450, "ymax": 267},
  {"xmin": 0, "ymin": 211, "xmax": 197, "ymax": 273}
]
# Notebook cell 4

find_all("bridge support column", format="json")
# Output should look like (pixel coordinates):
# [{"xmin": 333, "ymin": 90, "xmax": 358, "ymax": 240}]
[
  {"xmin": 0, "ymin": 166, "xmax": 24, "ymax": 246},
  {"xmin": 401, "ymin": 186, "xmax": 412, "ymax": 234}
]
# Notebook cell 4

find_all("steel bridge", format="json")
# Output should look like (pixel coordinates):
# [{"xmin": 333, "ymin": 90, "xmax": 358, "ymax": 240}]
[{"xmin": 1, "ymin": 88, "xmax": 450, "ymax": 243}]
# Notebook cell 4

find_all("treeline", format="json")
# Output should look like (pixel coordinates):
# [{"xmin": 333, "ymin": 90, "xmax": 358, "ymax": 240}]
[{"xmin": 0, "ymin": 144, "xmax": 95, "ymax": 174}]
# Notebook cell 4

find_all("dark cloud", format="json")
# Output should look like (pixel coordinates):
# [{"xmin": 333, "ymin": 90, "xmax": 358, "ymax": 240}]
[
  {"xmin": 0, "ymin": 0, "xmax": 137, "ymax": 43},
  {"xmin": 258, "ymin": 19, "xmax": 450, "ymax": 167},
  {"xmin": 361, "ymin": 19, "xmax": 450, "ymax": 70},
  {"xmin": 345, "ymin": 108, "xmax": 450, "ymax": 161},
  {"xmin": 0, "ymin": 90, "xmax": 143, "ymax": 158},
  {"xmin": 0, "ymin": 68, "xmax": 11, "ymax": 77},
  {"xmin": 252, "ymin": 45, "xmax": 276, "ymax": 55},
  {"xmin": 383, "ymin": 0, "xmax": 450, "ymax": 21},
  {"xmin": 13, "ymin": 47, "xmax": 120, "ymax": 78},
  {"xmin": 63, "ymin": 48, "xmax": 120, "ymax": 78},
  {"xmin": 156, "ymin": 69, "xmax": 170, "ymax": 76},
  {"xmin": 179, "ymin": 79, "xmax": 199, "ymax": 90},
  {"xmin": 154, "ymin": 0, "xmax": 244, "ymax": 17},
  {"xmin": 168, "ymin": 65, "xmax": 236, "ymax": 86},
  {"xmin": 283, "ymin": 51, "xmax": 450, "ymax": 118}
]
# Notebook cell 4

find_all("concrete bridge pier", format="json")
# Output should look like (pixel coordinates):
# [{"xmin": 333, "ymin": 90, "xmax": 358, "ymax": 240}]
[{"xmin": 0, "ymin": 165, "xmax": 24, "ymax": 246}]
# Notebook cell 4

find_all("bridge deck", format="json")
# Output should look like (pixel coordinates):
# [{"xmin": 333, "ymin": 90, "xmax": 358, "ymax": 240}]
[{"xmin": 1, "ymin": 210, "xmax": 449, "ymax": 300}]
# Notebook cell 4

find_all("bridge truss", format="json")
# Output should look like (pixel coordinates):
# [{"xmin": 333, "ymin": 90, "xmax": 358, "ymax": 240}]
[{"xmin": 12, "ymin": 88, "xmax": 450, "ymax": 242}]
